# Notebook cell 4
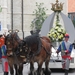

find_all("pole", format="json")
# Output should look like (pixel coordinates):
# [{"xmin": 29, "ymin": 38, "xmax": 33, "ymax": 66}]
[
  {"xmin": 11, "ymin": 0, "xmax": 13, "ymax": 31},
  {"xmin": 22, "ymin": 0, "xmax": 24, "ymax": 39}
]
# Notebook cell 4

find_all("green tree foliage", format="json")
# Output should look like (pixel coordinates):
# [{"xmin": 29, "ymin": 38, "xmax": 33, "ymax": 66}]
[
  {"xmin": 0, "ymin": 5, "xmax": 2, "ymax": 12},
  {"xmin": 72, "ymin": 20, "xmax": 75, "ymax": 27},
  {"xmin": 31, "ymin": 2, "xmax": 48, "ymax": 30}
]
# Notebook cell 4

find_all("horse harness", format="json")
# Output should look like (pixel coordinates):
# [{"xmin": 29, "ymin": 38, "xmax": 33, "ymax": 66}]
[
  {"xmin": 6, "ymin": 33, "xmax": 23, "ymax": 57},
  {"xmin": 21, "ymin": 37, "xmax": 51, "ymax": 60}
]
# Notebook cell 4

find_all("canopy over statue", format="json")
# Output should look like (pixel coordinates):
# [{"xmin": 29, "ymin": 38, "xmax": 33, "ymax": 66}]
[{"xmin": 40, "ymin": 0, "xmax": 75, "ymax": 43}]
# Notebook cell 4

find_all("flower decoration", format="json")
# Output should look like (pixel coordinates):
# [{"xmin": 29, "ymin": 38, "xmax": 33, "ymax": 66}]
[{"xmin": 47, "ymin": 24, "xmax": 66, "ymax": 42}]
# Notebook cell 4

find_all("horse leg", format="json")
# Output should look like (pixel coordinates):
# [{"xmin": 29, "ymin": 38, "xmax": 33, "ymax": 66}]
[
  {"xmin": 44, "ymin": 57, "xmax": 51, "ymax": 75},
  {"xmin": 7, "ymin": 58, "xmax": 14, "ymax": 75},
  {"xmin": 9, "ymin": 66, "xmax": 14, "ymax": 75},
  {"xmin": 18, "ymin": 64, "xmax": 23, "ymax": 75},
  {"xmin": 29, "ymin": 62, "xmax": 35, "ymax": 75},
  {"xmin": 36, "ymin": 62, "xmax": 43, "ymax": 75},
  {"xmin": 14, "ymin": 64, "xmax": 18, "ymax": 75}
]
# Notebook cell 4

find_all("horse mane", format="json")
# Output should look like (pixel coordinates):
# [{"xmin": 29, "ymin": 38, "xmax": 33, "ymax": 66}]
[
  {"xmin": 13, "ymin": 32, "xmax": 21, "ymax": 42},
  {"xmin": 24, "ymin": 34, "xmax": 39, "ymax": 46},
  {"xmin": 5, "ymin": 34, "xmax": 11, "ymax": 45},
  {"xmin": 5, "ymin": 32, "xmax": 21, "ymax": 45}
]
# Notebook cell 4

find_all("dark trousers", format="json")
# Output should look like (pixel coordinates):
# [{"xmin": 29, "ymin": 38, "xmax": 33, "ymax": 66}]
[
  {"xmin": 64, "ymin": 69, "xmax": 68, "ymax": 75},
  {"xmin": 4, "ymin": 72, "xmax": 8, "ymax": 75}
]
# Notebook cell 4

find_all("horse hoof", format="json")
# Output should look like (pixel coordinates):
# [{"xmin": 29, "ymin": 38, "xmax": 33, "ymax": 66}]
[
  {"xmin": 28, "ymin": 71, "xmax": 36, "ymax": 75},
  {"xmin": 43, "ymin": 69, "xmax": 51, "ymax": 75},
  {"xmin": 29, "ymin": 73, "xmax": 32, "ymax": 75},
  {"xmin": 44, "ymin": 72, "xmax": 51, "ymax": 75}
]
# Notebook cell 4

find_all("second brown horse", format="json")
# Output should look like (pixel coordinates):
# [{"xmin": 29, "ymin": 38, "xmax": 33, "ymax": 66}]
[{"xmin": 18, "ymin": 33, "xmax": 52, "ymax": 75}]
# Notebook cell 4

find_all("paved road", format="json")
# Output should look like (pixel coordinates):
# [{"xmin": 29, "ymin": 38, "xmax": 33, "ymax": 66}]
[{"xmin": 0, "ymin": 64, "xmax": 75, "ymax": 75}]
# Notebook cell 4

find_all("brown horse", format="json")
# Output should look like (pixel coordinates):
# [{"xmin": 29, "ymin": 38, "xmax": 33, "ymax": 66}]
[
  {"xmin": 18, "ymin": 33, "xmax": 52, "ymax": 75},
  {"xmin": 5, "ymin": 32, "xmax": 26, "ymax": 75}
]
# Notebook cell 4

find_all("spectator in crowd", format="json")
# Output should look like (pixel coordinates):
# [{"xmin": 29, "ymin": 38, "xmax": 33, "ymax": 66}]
[{"xmin": 0, "ymin": 34, "xmax": 9, "ymax": 75}]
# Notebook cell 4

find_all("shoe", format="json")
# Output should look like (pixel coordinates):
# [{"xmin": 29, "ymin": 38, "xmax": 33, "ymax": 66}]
[
  {"xmin": 4, "ymin": 72, "xmax": 8, "ymax": 75},
  {"xmin": 64, "ymin": 70, "xmax": 68, "ymax": 75}
]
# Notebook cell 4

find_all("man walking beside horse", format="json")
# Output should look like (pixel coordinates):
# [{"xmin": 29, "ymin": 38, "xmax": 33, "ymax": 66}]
[{"xmin": 56, "ymin": 33, "xmax": 73, "ymax": 75}]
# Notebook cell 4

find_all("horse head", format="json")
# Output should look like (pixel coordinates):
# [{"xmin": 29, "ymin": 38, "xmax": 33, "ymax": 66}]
[
  {"xmin": 18, "ymin": 34, "xmax": 41, "ymax": 63},
  {"xmin": 18, "ymin": 39, "xmax": 32, "ymax": 62},
  {"xmin": 5, "ymin": 31, "xmax": 21, "ymax": 56}
]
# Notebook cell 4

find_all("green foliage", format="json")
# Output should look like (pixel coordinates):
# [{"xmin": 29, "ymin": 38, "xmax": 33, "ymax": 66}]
[
  {"xmin": 0, "ymin": 6, "xmax": 2, "ymax": 12},
  {"xmin": 31, "ymin": 2, "xmax": 48, "ymax": 30},
  {"xmin": 72, "ymin": 20, "xmax": 75, "ymax": 27}
]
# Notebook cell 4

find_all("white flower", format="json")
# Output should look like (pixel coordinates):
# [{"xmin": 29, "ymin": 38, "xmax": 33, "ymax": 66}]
[{"xmin": 47, "ymin": 25, "xmax": 66, "ymax": 42}]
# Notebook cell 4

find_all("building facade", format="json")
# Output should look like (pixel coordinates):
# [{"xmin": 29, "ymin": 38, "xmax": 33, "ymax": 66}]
[
  {"xmin": 0, "ymin": 0, "xmax": 68, "ymax": 38},
  {"xmin": 0, "ymin": 0, "xmax": 8, "ymax": 34}
]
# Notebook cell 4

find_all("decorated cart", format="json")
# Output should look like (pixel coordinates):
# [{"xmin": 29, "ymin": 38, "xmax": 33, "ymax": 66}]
[{"xmin": 40, "ymin": 0, "xmax": 75, "ymax": 69}]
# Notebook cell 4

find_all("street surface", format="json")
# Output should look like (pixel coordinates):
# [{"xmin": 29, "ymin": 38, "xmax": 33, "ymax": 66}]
[{"xmin": 0, "ymin": 63, "xmax": 75, "ymax": 75}]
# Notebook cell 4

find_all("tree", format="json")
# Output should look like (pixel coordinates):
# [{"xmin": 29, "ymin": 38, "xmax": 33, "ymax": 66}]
[
  {"xmin": 31, "ymin": 2, "xmax": 48, "ymax": 30},
  {"xmin": 72, "ymin": 20, "xmax": 75, "ymax": 27},
  {"xmin": 0, "ymin": 5, "xmax": 2, "ymax": 12}
]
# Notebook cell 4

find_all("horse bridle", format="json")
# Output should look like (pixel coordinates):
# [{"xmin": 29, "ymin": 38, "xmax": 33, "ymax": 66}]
[
  {"xmin": 6, "ymin": 33, "xmax": 20, "ymax": 56},
  {"xmin": 21, "ymin": 44, "xmax": 31, "ymax": 61}
]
